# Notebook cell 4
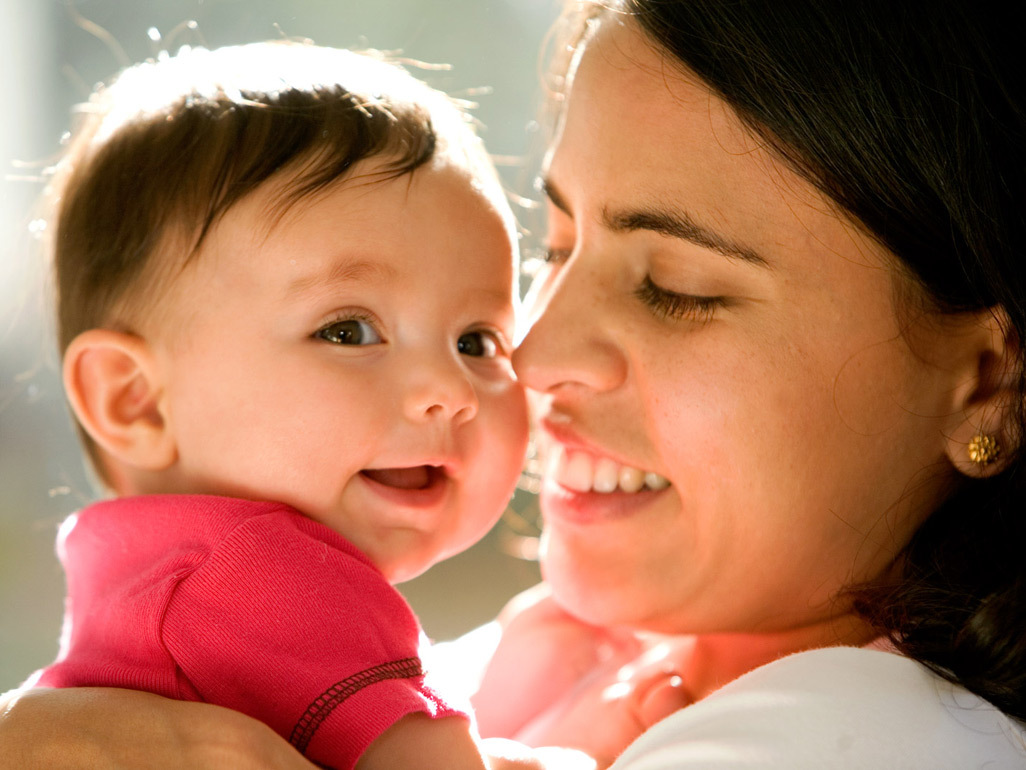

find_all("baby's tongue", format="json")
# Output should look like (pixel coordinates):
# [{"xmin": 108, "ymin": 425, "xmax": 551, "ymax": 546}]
[{"xmin": 362, "ymin": 466, "xmax": 431, "ymax": 490}]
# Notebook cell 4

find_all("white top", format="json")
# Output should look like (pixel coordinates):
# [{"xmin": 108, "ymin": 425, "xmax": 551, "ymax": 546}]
[{"xmin": 611, "ymin": 646, "xmax": 1026, "ymax": 770}]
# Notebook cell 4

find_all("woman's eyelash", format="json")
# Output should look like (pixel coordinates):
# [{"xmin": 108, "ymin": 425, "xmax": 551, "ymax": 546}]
[
  {"xmin": 634, "ymin": 275, "xmax": 724, "ymax": 323},
  {"xmin": 528, "ymin": 248, "xmax": 723, "ymax": 323}
]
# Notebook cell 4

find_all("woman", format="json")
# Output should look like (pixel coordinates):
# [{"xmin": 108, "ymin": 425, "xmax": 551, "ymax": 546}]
[{"xmin": 3, "ymin": 1, "xmax": 1025, "ymax": 767}]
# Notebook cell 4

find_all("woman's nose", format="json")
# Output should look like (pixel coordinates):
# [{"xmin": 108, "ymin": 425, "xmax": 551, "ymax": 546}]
[
  {"xmin": 402, "ymin": 355, "xmax": 479, "ymax": 425},
  {"xmin": 512, "ymin": 257, "xmax": 628, "ymax": 395}
]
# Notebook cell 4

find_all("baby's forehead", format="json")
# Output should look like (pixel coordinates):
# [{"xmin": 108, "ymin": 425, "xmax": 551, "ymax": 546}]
[
  {"xmin": 238, "ymin": 144, "xmax": 513, "ymax": 241},
  {"xmin": 193, "ymin": 153, "xmax": 517, "ymax": 290}
]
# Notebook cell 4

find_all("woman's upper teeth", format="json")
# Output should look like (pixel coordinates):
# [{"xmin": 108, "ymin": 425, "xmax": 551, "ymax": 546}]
[{"xmin": 551, "ymin": 446, "xmax": 671, "ymax": 493}]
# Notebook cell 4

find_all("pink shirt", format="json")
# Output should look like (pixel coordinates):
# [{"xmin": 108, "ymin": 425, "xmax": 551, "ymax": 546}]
[{"xmin": 37, "ymin": 495, "xmax": 465, "ymax": 769}]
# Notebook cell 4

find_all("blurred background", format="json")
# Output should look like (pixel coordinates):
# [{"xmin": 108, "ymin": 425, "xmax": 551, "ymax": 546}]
[{"xmin": 0, "ymin": 0, "xmax": 559, "ymax": 693}]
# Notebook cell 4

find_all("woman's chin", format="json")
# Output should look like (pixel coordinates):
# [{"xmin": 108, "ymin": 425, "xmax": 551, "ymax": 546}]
[{"xmin": 540, "ymin": 540, "xmax": 648, "ymax": 629}]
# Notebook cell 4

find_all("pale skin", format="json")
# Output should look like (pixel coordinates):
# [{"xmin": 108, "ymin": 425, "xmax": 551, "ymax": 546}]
[{"xmin": 0, "ymin": 14, "xmax": 1018, "ymax": 769}]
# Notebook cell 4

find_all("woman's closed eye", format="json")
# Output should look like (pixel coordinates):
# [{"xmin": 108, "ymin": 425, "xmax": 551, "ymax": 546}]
[
  {"xmin": 635, "ymin": 275, "xmax": 725, "ymax": 324},
  {"xmin": 314, "ymin": 316, "xmax": 383, "ymax": 345},
  {"xmin": 536, "ymin": 246, "xmax": 726, "ymax": 324}
]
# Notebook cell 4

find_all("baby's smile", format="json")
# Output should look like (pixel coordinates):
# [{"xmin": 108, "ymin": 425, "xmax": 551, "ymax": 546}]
[
  {"xmin": 360, "ymin": 465, "xmax": 446, "ymax": 491},
  {"xmin": 355, "ymin": 463, "xmax": 454, "ymax": 514}
]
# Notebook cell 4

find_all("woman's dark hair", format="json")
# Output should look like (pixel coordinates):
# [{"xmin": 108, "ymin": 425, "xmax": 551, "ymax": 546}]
[{"xmin": 559, "ymin": 0, "xmax": 1026, "ymax": 720}]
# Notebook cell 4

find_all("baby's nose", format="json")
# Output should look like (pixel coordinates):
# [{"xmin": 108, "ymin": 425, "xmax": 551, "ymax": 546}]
[{"xmin": 401, "ymin": 358, "xmax": 479, "ymax": 425}]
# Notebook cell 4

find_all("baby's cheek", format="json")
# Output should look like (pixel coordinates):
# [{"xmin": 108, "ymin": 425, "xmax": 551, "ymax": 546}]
[
  {"xmin": 499, "ymin": 385, "xmax": 530, "ymax": 466},
  {"xmin": 471, "ymin": 386, "xmax": 529, "ymax": 501}
]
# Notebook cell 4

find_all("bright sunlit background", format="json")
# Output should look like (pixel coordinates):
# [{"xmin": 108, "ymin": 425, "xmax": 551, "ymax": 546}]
[{"xmin": 0, "ymin": 0, "xmax": 559, "ymax": 693}]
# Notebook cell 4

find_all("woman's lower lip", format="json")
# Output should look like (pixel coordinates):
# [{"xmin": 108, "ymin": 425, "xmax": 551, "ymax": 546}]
[
  {"xmin": 358, "ymin": 471, "xmax": 449, "ymax": 509},
  {"xmin": 541, "ymin": 478, "xmax": 668, "ymax": 524}
]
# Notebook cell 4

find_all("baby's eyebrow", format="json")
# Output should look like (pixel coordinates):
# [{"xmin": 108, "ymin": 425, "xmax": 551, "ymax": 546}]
[{"xmin": 286, "ymin": 257, "xmax": 398, "ymax": 297}]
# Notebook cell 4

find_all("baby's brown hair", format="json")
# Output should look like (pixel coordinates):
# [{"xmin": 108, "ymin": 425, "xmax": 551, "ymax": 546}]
[{"xmin": 49, "ymin": 41, "xmax": 489, "ymax": 481}]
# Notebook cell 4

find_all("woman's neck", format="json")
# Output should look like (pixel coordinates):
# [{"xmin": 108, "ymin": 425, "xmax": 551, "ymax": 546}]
[{"xmin": 671, "ymin": 613, "xmax": 880, "ymax": 700}]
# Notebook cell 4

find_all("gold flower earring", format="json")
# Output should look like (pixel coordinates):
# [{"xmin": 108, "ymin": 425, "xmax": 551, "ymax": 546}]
[{"xmin": 967, "ymin": 434, "xmax": 1001, "ymax": 466}]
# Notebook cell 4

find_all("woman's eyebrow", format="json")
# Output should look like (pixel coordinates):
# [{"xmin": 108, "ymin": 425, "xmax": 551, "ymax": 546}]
[
  {"xmin": 540, "ymin": 175, "xmax": 769, "ymax": 268},
  {"xmin": 539, "ymin": 176, "xmax": 572, "ymax": 217},
  {"xmin": 603, "ymin": 206, "xmax": 770, "ymax": 267}
]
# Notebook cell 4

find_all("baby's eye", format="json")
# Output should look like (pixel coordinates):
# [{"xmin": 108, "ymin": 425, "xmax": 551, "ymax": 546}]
[
  {"xmin": 314, "ymin": 318, "xmax": 382, "ymax": 345},
  {"xmin": 457, "ymin": 330, "xmax": 501, "ymax": 358}
]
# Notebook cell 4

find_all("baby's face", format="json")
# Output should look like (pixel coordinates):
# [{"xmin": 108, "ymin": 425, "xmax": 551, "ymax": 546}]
[{"xmin": 143, "ymin": 154, "xmax": 528, "ymax": 583}]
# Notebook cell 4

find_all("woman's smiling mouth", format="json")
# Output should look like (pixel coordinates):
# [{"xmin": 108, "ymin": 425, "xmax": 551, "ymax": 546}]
[{"xmin": 549, "ymin": 445, "xmax": 671, "ymax": 494}]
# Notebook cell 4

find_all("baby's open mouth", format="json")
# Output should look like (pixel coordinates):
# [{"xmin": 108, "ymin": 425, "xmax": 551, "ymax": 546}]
[{"xmin": 360, "ymin": 465, "xmax": 444, "ymax": 490}]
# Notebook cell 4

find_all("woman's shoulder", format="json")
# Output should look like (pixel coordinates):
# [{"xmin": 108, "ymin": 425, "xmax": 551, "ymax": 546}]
[{"xmin": 612, "ymin": 646, "xmax": 1026, "ymax": 770}]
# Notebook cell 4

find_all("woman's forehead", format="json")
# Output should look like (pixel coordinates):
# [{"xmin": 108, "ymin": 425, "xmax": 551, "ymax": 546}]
[
  {"xmin": 554, "ymin": 20, "xmax": 761, "ymax": 193},
  {"xmin": 549, "ymin": 18, "xmax": 888, "ymax": 277}
]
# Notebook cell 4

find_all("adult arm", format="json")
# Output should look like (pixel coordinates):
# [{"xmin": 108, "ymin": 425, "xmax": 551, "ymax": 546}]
[
  {"xmin": 0, "ymin": 686, "xmax": 602, "ymax": 770},
  {"xmin": 0, "ymin": 686, "xmax": 316, "ymax": 769}
]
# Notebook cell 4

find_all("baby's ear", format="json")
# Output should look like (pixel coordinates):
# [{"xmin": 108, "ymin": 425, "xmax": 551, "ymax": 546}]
[
  {"xmin": 63, "ymin": 329, "xmax": 176, "ymax": 472},
  {"xmin": 943, "ymin": 307, "xmax": 1021, "ymax": 479}
]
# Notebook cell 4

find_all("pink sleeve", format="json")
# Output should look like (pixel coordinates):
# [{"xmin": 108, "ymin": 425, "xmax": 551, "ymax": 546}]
[{"xmin": 160, "ymin": 510, "xmax": 465, "ymax": 770}]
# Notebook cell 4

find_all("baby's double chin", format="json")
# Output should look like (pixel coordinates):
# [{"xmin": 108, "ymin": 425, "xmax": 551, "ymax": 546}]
[{"xmin": 549, "ymin": 445, "xmax": 671, "ymax": 494}]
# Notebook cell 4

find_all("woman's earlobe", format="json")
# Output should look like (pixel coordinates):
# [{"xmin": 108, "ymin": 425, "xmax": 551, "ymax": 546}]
[
  {"xmin": 947, "ymin": 429, "xmax": 1009, "ymax": 479},
  {"xmin": 943, "ymin": 308, "xmax": 1021, "ymax": 479},
  {"xmin": 62, "ymin": 329, "xmax": 177, "ymax": 472}
]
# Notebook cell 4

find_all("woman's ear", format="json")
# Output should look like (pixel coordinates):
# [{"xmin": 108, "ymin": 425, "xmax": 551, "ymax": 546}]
[
  {"xmin": 944, "ymin": 307, "xmax": 1021, "ymax": 479},
  {"xmin": 63, "ymin": 329, "xmax": 177, "ymax": 472}
]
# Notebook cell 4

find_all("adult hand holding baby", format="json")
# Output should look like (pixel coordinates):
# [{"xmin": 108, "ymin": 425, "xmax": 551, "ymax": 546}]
[{"xmin": 0, "ymin": 685, "xmax": 317, "ymax": 769}]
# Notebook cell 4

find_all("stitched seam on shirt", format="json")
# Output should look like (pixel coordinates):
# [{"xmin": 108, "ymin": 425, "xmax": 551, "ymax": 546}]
[
  {"xmin": 289, "ymin": 657, "xmax": 424, "ymax": 753},
  {"xmin": 159, "ymin": 511, "xmax": 288, "ymax": 700}
]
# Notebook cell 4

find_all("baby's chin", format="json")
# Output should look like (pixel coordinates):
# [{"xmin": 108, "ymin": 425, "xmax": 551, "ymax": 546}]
[
  {"xmin": 374, "ymin": 552, "xmax": 438, "ymax": 585},
  {"xmin": 355, "ymin": 534, "xmax": 448, "ymax": 585}
]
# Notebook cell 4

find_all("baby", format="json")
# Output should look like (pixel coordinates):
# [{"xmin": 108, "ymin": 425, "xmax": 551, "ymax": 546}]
[{"xmin": 30, "ymin": 40, "xmax": 584, "ymax": 770}]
